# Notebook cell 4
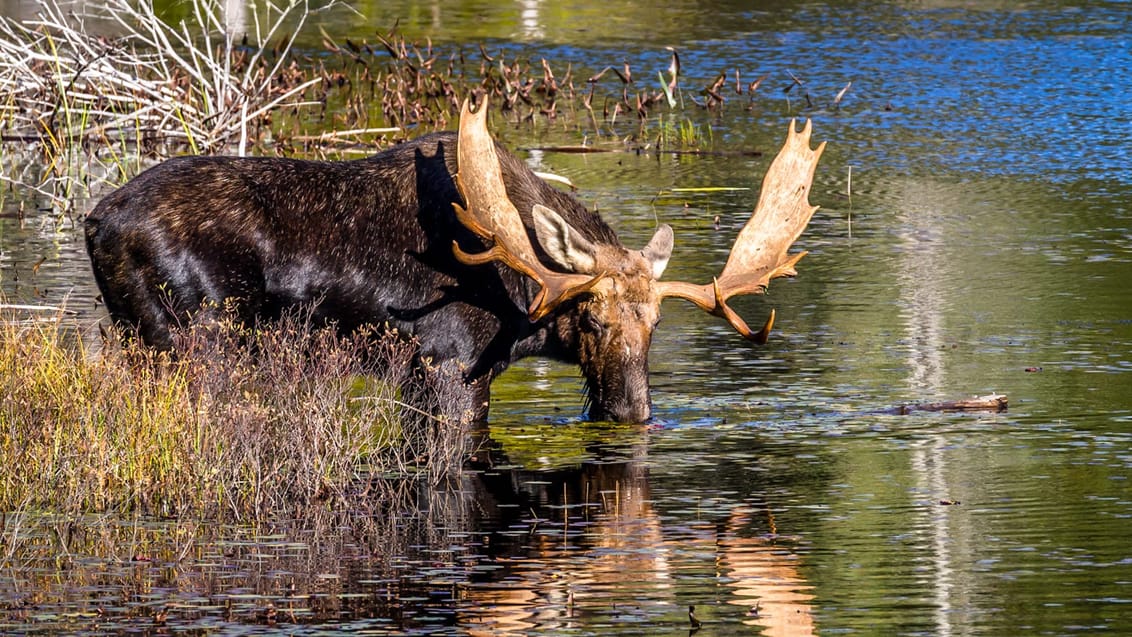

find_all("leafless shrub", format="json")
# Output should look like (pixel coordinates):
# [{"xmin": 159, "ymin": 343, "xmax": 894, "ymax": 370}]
[
  {"xmin": 0, "ymin": 303, "xmax": 472, "ymax": 522},
  {"xmin": 0, "ymin": 0, "xmax": 328, "ymax": 154}
]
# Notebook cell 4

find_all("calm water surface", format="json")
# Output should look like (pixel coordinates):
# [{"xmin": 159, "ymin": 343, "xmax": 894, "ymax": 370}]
[{"xmin": 2, "ymin": 1, "xmax": 1130, "ymax": 634}]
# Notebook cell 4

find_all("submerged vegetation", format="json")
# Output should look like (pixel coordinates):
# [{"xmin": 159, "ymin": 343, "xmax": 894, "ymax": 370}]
[{"xmin": 0, "ymin": 306, "xmax": 469, "ymax": 522}]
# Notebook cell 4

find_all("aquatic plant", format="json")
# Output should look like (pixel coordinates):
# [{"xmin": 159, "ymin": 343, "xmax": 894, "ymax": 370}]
[
  {"xmin": 0, "ymin": 304, "xmax": 470, "ymax": 521},
  {"xmin": 654, "ymin": 113, "xmax": 711, "ymax": 150}
]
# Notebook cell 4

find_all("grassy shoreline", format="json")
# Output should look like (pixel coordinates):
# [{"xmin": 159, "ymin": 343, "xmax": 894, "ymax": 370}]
[
  {"xmin": 0, "ymin": 0, "xmax": 844, "ymax": 213},
  {"xmin": 0, "ymin": 306, "xmax": 470, "ymax": 522}
]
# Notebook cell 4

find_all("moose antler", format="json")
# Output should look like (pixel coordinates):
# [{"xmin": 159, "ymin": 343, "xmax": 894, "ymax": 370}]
[
  {"xmin": 451, "ymin": 98, "xmax": 605, "ymax": 320},
  {"xmin": 658, "ymin": 119, "xmax": 825, "ymax": 343}
]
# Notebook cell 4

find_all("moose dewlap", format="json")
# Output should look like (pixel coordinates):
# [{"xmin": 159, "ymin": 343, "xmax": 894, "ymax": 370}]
[{"xmin": 85, "ymin": 98, "xmax": 824, "ymax": 422}]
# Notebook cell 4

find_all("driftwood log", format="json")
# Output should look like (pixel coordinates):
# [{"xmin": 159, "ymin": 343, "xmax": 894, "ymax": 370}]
[{"xmin": 887, "ymin": 393, "xmax": 1008, "ymax": 415}]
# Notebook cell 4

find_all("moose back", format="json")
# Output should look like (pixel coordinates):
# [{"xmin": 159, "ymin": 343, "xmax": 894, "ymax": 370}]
[{"xmin": 85, "ymin": 100, "xmax": 825, "ymax": 422}]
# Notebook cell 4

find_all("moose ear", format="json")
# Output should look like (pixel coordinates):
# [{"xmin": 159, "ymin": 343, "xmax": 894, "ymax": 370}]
[
  {"xmin": 532, "ymin": 204, "xmax": 599, "ymax": 273},
  {"xmin": 641, "ymin": 224, "xmax": 674, "ymax": 280}
]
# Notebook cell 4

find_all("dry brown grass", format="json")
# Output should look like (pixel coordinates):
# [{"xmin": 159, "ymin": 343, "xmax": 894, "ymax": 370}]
[{"xmin": 0, "ymin": 305, "xmax": 471, "ymax": 522}]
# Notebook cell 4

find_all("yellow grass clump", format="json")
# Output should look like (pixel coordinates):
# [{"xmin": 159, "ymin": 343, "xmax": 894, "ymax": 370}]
[{"xmin": 0, "ymin": 308, "xmax": 468, "ymax": 521}]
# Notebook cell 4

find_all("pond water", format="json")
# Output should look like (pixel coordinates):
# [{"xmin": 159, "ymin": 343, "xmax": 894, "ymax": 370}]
[{"xmin": 2, "ymin": 0, "xmax": 1132, "ymax": 634}]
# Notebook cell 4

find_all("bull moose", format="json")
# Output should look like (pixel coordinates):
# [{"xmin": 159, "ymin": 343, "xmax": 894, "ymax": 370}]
[{"xmin": 84, "ymin": 98, "xmax": 825, "ymax": 422}]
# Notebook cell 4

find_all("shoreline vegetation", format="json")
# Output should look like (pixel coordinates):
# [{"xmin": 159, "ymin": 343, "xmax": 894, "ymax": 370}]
[
  {"xmin": 0, "ymin": 305, "xmax": 470, "ymax": 522},
  {"xmin": 0, "ymin": 0, "xmax": 850, "ymax": 211},
  {"xmin": 0, "ymin": 297, "xmax": 474, "ymax": 625}
]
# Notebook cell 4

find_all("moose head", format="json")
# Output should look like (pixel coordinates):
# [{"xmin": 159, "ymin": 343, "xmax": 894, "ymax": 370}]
[{"xmin": 450, "ymin": 99, "xmax": 826, "ymax": 422}]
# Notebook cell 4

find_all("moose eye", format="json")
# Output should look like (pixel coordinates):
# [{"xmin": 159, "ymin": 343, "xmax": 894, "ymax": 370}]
[{"xmin": 583, "ymin": 312, "xmax": 605, "ymax": 334}]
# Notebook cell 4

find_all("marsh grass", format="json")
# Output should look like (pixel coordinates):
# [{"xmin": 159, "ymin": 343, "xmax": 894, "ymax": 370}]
[
  {"xmin": 0, "ymin": 0, "xmax": 332, "ymax": 210},
  {"xmin": 1, "ymin": 0, "xmax": 851, "ymax": 212},
  {"xmin": 0, "ymin": 305, "xmax": 471, "ymax": 523},
  {"xmin": 654, "ymin": 113, "xmax": 711, "ymax": 150},
  {"xmin": 0, "ymin": 0, "xmax": 326, "ymax": 152},
  {"xmin": 0, "ymin": 310, "xmax": 476, "ymax": 628}
]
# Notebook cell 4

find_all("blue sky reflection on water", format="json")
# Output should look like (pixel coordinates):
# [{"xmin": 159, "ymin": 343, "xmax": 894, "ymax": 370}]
[
  {"xmin": 452, "ymin": 1, "xmax": 1132, "ymax": 187},
  {"xmin": 679, "ymin": 6, "xmax": 1132, "ymax": 187}
]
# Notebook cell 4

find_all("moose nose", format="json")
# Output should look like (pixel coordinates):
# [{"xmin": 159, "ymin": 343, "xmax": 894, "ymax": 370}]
[
  {"xmin": 617, "ymin": 402, "xmax": 652, "ymax": 423},
  {"xmin": 591, "ymin": 396, "xmax": 651, "ymax": 423}
]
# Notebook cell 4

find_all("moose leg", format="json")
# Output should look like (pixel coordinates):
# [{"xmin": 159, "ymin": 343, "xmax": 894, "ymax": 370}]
[
  {"xmin": 91, "ymin": 262, "xmax": 177, "ymax": 350},
  {"xmin": 468, "ymin": 377, "xmax": 492, "ymax": 423},
  {"xmin": 398, "ymin": 356, "xmax": 492, "ymax": 425}
]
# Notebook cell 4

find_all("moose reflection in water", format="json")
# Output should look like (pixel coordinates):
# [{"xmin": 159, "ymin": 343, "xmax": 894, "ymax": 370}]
[
  {"xmin": 456, "ymin": 433, "xmax": 815, "ymax": 635},
  {"xmin": 85, "ymin": 97, "xmax": 824, "ymax": 422}
]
